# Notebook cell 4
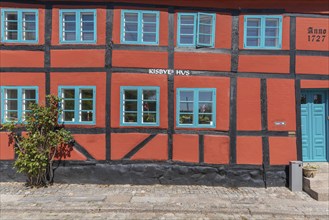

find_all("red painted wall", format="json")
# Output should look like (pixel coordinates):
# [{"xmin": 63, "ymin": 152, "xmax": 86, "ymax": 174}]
[
  {"xmin": 237, "ymin": 78, "xmax": 261, "ymax": 131},
  {"xmin": 173, "ymin": 134, "xmax": 199, "ymax": 163},
  {"xmin": 51, "ymin": 50, "xmax": 105, "ymax": 68},
  {"xmin": 204, "ymin": 135, "xmax": 229, "ymax": 164},
  {"xmin": 296, "ymin": 56, "xmax": 329, "ymax": 75},
  {"xmin": 236, "ymin": 136, "xmax": 262, "ymax": 165},
  {"xmin": 269, "ymin": 137, "xmax": 297, "ymax": 165},
  {"xmin": 132, "ymin": 134, "xmax": 168, "ymax": 161},
  {"xmin": 301, "ymin": 80, "xmax": 329, "ymax": 88},
  {"xmin": 238, "ymin": 55, "xmax": 290, "ymax": 74},
  {"xmin": 0, "ymin": 133, "xmax": 15, "ymax": 160},
  {"xmin": 267, "ymin": 79, "xmax": 296, "ymax": 131},
  {"xmin": 73, "ymin": 134, "xmax": 106, "ymax": 160},
  {"xmin": 0, "ymin": 51, "xmax": 44, "ymax": 68}
]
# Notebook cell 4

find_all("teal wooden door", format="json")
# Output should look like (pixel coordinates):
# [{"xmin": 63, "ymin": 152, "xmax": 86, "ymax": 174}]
[{"xmin": 301, "ymin": 91, "xmax": 328, "ymax": 162}]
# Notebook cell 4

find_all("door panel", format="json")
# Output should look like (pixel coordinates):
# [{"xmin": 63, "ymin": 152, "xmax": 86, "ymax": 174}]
[{"xmin": 301, "ymin": 91, "xmax": 327, "ymax": 162}]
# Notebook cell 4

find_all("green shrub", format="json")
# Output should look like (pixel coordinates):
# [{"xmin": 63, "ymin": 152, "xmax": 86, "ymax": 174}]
[{"xmin": 1, "ymin": 95, "xmax": 73, "ymax": 187}]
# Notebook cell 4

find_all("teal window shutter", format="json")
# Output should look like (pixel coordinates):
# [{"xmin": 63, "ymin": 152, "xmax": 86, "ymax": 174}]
[{"xmin": 197, "ymin": 13, "xmax": 215, "ymax": 47}]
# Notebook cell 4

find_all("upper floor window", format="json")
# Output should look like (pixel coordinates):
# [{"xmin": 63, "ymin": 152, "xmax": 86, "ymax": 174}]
[
  {"xmin": 244, "ymin": 15, "xmax": 282, "ymax": 49},
  {"xmin": 59, "ymin": 9, "xmax": 96, "ymax": 44},
  {"xmin": 120, "ymin": 86, "xmax": 160, "ymax": 126},
  {"xmin": 176, "ymin": 88, "xmax": 216, "ymax": 128},
  {"xmin": 177, "ymin": 13, "xmax": 216, "ymax": 47},
  {"xmin": 58, "ymin": 86, "xmax": 96, "ymax": 124},
  {"xmin": 1, "ymin": 9, "xmax": 38, "ymax": 43},
  {"xmin": 1, "ymin": 86, "xmax": 38, "ymax": 123},
  {"xmin": 121, "ymin": 10, "xmax": 159, "ymax": 45}
]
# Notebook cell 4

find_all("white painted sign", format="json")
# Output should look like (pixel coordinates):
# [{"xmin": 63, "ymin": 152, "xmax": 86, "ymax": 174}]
[{"xmin": 148, "ymin": 69, "xmax": 191, "ymax": 76}]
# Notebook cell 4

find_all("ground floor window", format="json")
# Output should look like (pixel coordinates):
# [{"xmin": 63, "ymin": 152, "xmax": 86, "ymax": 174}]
[
  {"xmin": 176, "ymin": 88, "xmax": 216, "ymax": 128},
  {"xmin": 58, "ymin": 86, "xmax": 96, "ymax": 124},
  {"xmin": 120, "ymin": 86, "xmax": 160, "ymax": 126},
  {"xmin": 1, "ymin": 86, "xmax": 38, "ymax": 123}
]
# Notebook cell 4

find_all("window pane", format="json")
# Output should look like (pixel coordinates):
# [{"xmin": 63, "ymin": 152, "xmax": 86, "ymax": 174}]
[
  {"xmin": 23, "ymin": 22, "xmax": 36, "ymax": 31},
  {"xmin": 198, "ymin": 114, "xmax": 212, "ymax": 125},
  {"xmin": 7, "ymin": 100, "xmax": 18, "ymax": 110},
  {"xmin": 64, "ymin": 22, "xmax": 76, "ymax": 31},
  {"xmin": 81, "ymin": 111, "xmax": 93, "ymax": 121},
  {"xmin": 199, "ymin": 91, "xmax": 213, "ymax": 101},
  {"xmin": 63, "ymin": 89, "xmax": 75, "ymax": 98},
  {"xmin": 64, "ymin": 32, "xmax": 76, "ymax": 41},
  {"xmin": 24, "ymin": 32, "xmax": 36, "ymax": 40},
  {"xmin": 265, "ymin": 28, "xmax": 278, "ymax": 37},
  {"xmin": 266, "ymin": 19, "xmax": 278, "ymax": 27},
  {"xmin": 81, "ymin": 14, "xmax": 94, "ymax": 22},
  {"xmin": 82, "ymin": 32, "xmax": 94, "ymax": 41},
  {"xmin": 247, "ymin": 19, "xmax": 260, "ymax": 27},
  {"xmin": 81, "ymin": 100, "xmax": 93, "ymax": 110},
  {"xmin": 7, "ymin": 32, "xmax": 18, "ymax": 40},
  {"xmin": 64, "ymin": 14, "xmax": 76, "ymax": 22},
  {"xmin": 6, "ymin": 89, "xmax": 18, "ymax": 99},
  {"xmin": 124, "ymin": 13, "xmax": 138, "ymax": 22},
  {"xmin": 125, "ymin": 32, "xmax": 138, "ymax": 41},
  {"xmin": 199, "ymin": 103, "xmax": 213, "ymax": 113},
  {"xmin": 7, "ymin": 21, "xmax": 18, "ymax": 31},
  {"xmin": 124, "ymin": 101, "xmax": 137, "ymax": 111},
  {"xmin": 199, "ymin": 14, "xmax": 212, "ymax": 25},
  {"xmin": 246, "ymin": 38, "xmax": 260, "ymax": 47},
  {"xmin": 6, "ymin": 111, "xmax": 18, "ymax": 121},
  {"xmin": 301, "ymin": 94, "xmax": 307, "ymax": 104},
  {"xmin": 180, "ymin": 25, "xmax": 194, "ymax": 35},
  {"xmin": 199, "ymin": 24, "xmax": 211, "ymax": 34},
  {"xmin": 180, "ymin": 91, "xmax": 194, "ymax": 101},
  {"xmin": 124, "ymin": 113, "xmax": 137, "ymax": 123},
  {"xmin": 143, "ymin": 33, "xmax": 156, "ymax": 42},
  {"xmin": 81, "ymin": 89, "xmax": 93, "ymax": 98},
  {"xmin": 82, "ymin": 22, "xmax": 94, "ymax": 31},
  {"xmin": 247, "ymin": 28, "xmax": 260, "ymax": 37},
  {"xmin": 143, "ymin": 113, "xmax": 156, "ymax": 123},
  {"xmin": 23, "ymin": 13, "xmax": 35, "ymax": 21},
  {"xmin": 179, "ymin": 103, "xmax": 193, "ymax": 113},
  {"xmin": 198, "ymin": 34, "xmax": 211, "ymax": 45},
  {"xmin": 179, "ymin": 114, "xmax": 193, "ymax": 124},
  {"xmin": 143, "ymin": 101, "xmax": 156, "ymax": 111},
  {"xmin": 143, "ymin": 13, "xmax": 156, "ymax": 22},
  {"xmin": 143, "ymin": 23, "xmax": 156, "ymax": 33},
  {"xmin": 265, "ymin": 38, "xmax": 278, "ymax": 47},
  {"xmin": 313, "ymin": 94, "xmax": 322, "ymax": 104},
  {"xmin": 143, "ymin": 90, "xmax": 156, "ymax": 100},
  {"xmin": 25, "ymin": 100, "xmax": 36, "ymax": 110},
  {"xmin": 24, "ymin": 90, "xmax": 36, "ymax": 99},
  {"xmin": 6, "ymin": 12, "xmax": 17, "ymax": 20},
  {"xmin": 180, "ymin": 15, "xmax": 194, "ymax": 24},
  {"xmin": 124, "ymin": 90, "xmax": 137, "ymax": 99},
  {"xmin": 180, "ymin": 35, "xmax": 194, "ymax": 44},
  {"xmin": 63, "ymin": 111, "xmax": 75, "ymax": 121},
  {"xmin": 125, "ymin": 22, "xmax": 138, "ymax": 32},
  {"xmin": 64, "ymin": 100, "xmax": 75, "ymax": 110}
]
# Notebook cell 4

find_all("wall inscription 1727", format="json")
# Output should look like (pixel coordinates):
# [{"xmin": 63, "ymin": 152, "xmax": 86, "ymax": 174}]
[{"xmin": 307, "ymin": 27, "xmax": 327, "ymax": 42}]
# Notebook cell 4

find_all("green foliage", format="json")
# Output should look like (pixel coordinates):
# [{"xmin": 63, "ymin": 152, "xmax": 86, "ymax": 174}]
[{"xmin": 1, "ymin": 95, "xmax": 73, "ymax": 187}]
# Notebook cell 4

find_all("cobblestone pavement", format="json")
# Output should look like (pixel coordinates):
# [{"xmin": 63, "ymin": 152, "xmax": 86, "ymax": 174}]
[{"xmin": 0, "ymin": 182, "xmax": 328, "ymax": 220}]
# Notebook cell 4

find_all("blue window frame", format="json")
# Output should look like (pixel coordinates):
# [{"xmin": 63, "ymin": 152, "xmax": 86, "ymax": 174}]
[
  {"xmin": 177, "ymin": 13, "xmax": 216, "ymax": 47},
  {"xmin": 1, "ymin": 9, "xmax": 38, "ymax": 43},
  {"xmin": 59, "ymin": 9, "xmax": 96, "ymax": 44},
  {"xmin": 1, "ymin": 86, "xmax": 38, "ymax": 123},
  {"xmin": 244, "ymin": 15, "xmax": 282, "ymax": 49},
  {"xmin": 120, "ymin": 86, "xmax": 160, "ymax": 126},
  {"xmin": 121, "ymin": 10, "xmax": 159, "ymax": 45},
  {"xmin": 176, "ymin": 88, "xmax": 216, "ymax": 128},
  {"xmin": 58, "ymin": 86, "xmax": 96, "ymax": 124}
]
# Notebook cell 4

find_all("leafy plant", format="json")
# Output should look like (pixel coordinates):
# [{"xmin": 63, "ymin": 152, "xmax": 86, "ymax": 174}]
[
  {"xmin": 1, "ymin": 95, "xmax": 74, "ymax": 187},
  {"xmin": 302, "ymin": 163, "xmax": 319, "ymax": 170}
]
